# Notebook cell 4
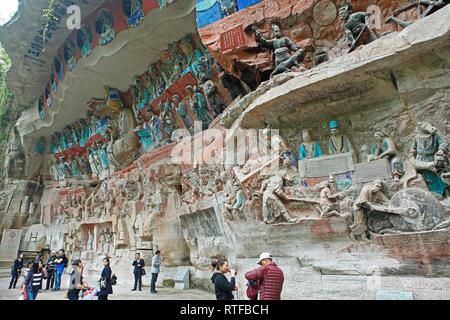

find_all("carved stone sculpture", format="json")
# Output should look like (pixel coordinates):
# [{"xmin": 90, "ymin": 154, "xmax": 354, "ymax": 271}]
[
  {"xmin": 172, "ymin": 95, "xmax": 194, "ymax": 135},
  {"xmin": 253, "ymin": 24, "xmax": 305, "ymax": 77},
  {"xmin": 87, "ymin": 230, "xmax": 94, "ymax": 250},
  {"xmin": 386, "ymin": 0, "xmax": 449, "ymax": 28},
  {"xmin": 408, "ymin": 121, "xmax": 448, "ymax": 196},
  {"xmin": 339, "ymin": 2, "xmax": 378, "ymax": 51},
  {"xmin": 327, "ymin": 120, "xmax": 357, "ymax": 163},
  {"xmin": 319, "ymin": 176, "xmax": 344, "ymax": 218},
  {"xmin": 299, "ymin": 128, "xmax": 323, "ymax": 161},
  {"xmin": 369, "ymin": 129, "xmax": 404, "ymax": 181},
  {"xmin": 200, "ymin": 75, "xmax": 226, "ymax": 117},
  {"xmin": 351, "ymin": 180, "xmax": 390, "ymax": 242},
  {"xmin": 186, "ymin": 85, "xmax": 212, "ymax": 130}
]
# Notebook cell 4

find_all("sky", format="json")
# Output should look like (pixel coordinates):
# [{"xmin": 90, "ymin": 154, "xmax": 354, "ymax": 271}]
[{"xmin": 0, "ymin": 0, "xmax": 18, "ymax": 26}]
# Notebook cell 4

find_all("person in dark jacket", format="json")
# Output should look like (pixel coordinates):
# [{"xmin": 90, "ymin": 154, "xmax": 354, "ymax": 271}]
[
  {"xmin": 132, "ymin": 253, "xmax": 145, "ymax": 291},
  {"xmin": 9, "ymin": 253, "xmax": 24, "ymax": 289},
  {"xmin": 210, "ymin": 259, "xmax": 237, "ymax": 300},
  {"xmin": 53, "ymin": 249, "xmax": 68, "ymax": 291},
  {"xmin": 97, "ymin": 257, "xmax": 113, "ymax": 300},
  {"xmin": 45, "ymin": 252, "xmax": 57, "ymax": 290},
  {"xmin": 245, "ymin": 252, "xmax": 284, "ymax": 300},
  {"xmin": 24, "ymin": 261, "xmax": 47, "ymax": 300}
]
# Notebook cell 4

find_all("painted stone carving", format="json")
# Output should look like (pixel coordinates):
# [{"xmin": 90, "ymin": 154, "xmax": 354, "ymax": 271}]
[
  {"xmin": 386, "ymin": 0, "xmax": 449, "ymax": 28},
  {"xmin": 186, "ymin": 85, "xmax": 212, "ymax": 130},
  {"xmin": 64, "ymin": 39, "xmax": 77, "ymax": 72},
  {"xmin": 172, "ymin": 95, "xmax": 194, "ymax": 135},
  {"xmin": 408, "ymin": 122, "xmax": 448, "ymax": 196},
  {"xmin": 77, "ymin": 25, "xmax": 93, "ymax": 58},
  {"xmin": 123, "ymin": 0, "xmax": 145, "ymax": 28},
  {"xmin": 159, "ymin": 99, "xmax": 178, "ymax": 142},
  {"xmin": 327, "ymin": 120, "xmax": 356, "ymax": 163},
  {"xmin": 369, "ymin": 129, "xmax": 404, "ymax": 181},
  {"xmin": 299, "ymin": 128, "xmax": 323, "ymax": 161},
  {"xmin": 220, "ymin": 0, "xmax": 237, "ymax": 16},
  {"xmin": 253, "ymin": 24, "xmax": 305, "ymax": 77},
  {"xmin": 87, "ymin": 230, "xmax": 94, "ymax": 250},
  {"xmin": 54, "ymin": 56, "xmax": 64, "ymax": 81},
  {"xmin": 351, "ymin": 180, "xmax": 390, "ymax": 242},
  {"xmin": 338, "ymin": 2, "xmax": 378, "ymax": 50},
  {"xmin": 319, "ymin": 175, "xmax": 344, "ymax": 218},
  {"xmin": 96, "ymin": 9, "xmax": 115, "ymax": 46},
  {"xmin": 255, "ymin": 161, "xmax": 310, "ymax": 224},
  {"xmin": 200, "ymin": 75, "xmax": 226, "ymax": 117}
]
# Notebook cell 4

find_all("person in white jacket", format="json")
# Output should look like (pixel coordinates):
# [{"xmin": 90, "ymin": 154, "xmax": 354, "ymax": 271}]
[{"xmin": 150, "ymin": 250, "xmax": 161, "ymax": 293}]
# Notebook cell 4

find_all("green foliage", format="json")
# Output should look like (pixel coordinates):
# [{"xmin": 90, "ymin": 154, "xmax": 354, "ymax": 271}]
[{"xmin": 0, "ymin": 42, "xmax": 15, "ymax": 183}]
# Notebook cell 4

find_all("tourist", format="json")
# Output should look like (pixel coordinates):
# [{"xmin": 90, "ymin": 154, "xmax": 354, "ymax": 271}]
[
  {"xmin": 150, "ymin": 250, "xmax": 161, "ymax": 293},
  {"xmin": 21, "ymin": 262, "xmax": 33, "ymax": 287},
  {"xmin": 245, "ymin": 252, "xmax": 284, "ymax": 300},
  {"xmin": 97, "ymin": 257, "xmax": 113, "ymax": 300},
  {"xmin": 68, "ymin": 259, "xmax": 87, "ymax": 300},
  {"xmin": 210, "ymin": 259, "xmax": 237, "ymax": 300},
  {"xmin": 45, "ymin": 251, "xmax": 57, "ymax": 290},
  {"xmin": 9, "ymin": 253, "xmax": 24, "ymax": 289},
  {"xmin": 132, "ymin": 253, "xmax": 145, "ymax": 291},
  {"xmin": 24, "ymin": 261, "xmax": 47, "ymax": 300},
  {"xmin": 53, "ymin": 249, "xmax": 68, "ymax": 291}
]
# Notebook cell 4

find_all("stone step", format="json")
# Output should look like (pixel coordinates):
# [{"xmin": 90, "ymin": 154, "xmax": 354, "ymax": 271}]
[{"xmin": 0, "ymin": 261, "xmax": 13, "ymax": 268}]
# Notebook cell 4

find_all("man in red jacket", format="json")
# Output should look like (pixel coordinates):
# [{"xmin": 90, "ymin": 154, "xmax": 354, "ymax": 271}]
[{"xmin": 245, "ymin": 252, "xmax": 284, "ymax": 300}]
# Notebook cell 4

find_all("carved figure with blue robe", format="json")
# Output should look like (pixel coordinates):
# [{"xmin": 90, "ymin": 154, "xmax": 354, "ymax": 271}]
[
  {"xmin": 124, "ymin": 0, "xmax": 144, "ymax": 28},
  {"xmin": 186, "ymin": 85, "xmax": 211, "ymax": 130},
  {"xmin": 34, "ymin": 137, "xmax": 46, "ymax": 156},
  {"xmin": 64, "ymin": 40, "xmax": 77, "ymax": 72},
  {"xmin": 69, "ymin": 155, "xmax": 81, "ymax": 177},
  {"xmin": 96, "ymin": 10, "xmax": 115, "ymax": 46},
  {"xmin": 51, "ymin": 74, "xmax": 57, "ymax": 95},
  {"xmin": 135, "ymin": 115, "xmax": 154, "ymax": 153},
  {"xmin": 298, "ymin": 129, "xmax": 323, "ymax": 160},
  {"xmin": 77, "ymin": 26, "xmax": 93, "ymax": 58},
  {"xmin": 410, "ymin": 122, "xmax": 448, "ymax": 196},
  {"xmin": 150, "ymin": 113, "xmax": 163, "ymax": 145},
  {"xmin": 55, "ymin": 57, "xmax": 64, "ymax": 81},
  {"xmin": 182, "ymin": 34, "xmax": 204, "ymax": 77}
]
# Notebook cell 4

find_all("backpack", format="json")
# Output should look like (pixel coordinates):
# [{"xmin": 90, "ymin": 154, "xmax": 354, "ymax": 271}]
[
  {"xmin": 111, "ymin": 274, "xmax": 117, "ymax": 286},
  {"xmin": 246, "ymin": 280, "xmax": 259, "ymax": 300}
]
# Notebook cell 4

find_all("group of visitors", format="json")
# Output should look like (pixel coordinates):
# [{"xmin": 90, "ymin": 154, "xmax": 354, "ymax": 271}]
[
  {"xmin": 8, "ymin": 249, "xmax": 68, "ymax": 300},
  {"xmin": 131, "ymin": 250, "xmax": 161, "ymax": 293},
  {"xmin": 8, "ymin": 250, "xmax": 113, "ymax": 300},
  {"xmin": 9, "ymin": 248, "xmax": 276, "ymax": 300},
  {"xmin": 211, "ymin": 252, "xmax": 284, "ymax": 300}
]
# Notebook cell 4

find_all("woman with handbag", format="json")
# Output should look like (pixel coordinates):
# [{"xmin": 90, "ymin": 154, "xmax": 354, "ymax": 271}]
[{"xmin": 97, "ymin": 257, "xmax": 113, "ymax": 300}]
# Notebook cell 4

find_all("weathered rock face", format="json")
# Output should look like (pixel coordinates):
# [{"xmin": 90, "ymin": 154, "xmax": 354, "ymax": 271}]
[
  {"xmin": 199, "ymin": 0, "xmax": 416, "ymax": 87},
  {"xmin": 1, "ymin": 0, "xmax": 450, "ymax": 299}
]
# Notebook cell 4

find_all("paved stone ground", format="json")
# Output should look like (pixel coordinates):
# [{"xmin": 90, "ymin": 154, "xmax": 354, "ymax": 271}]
[{"xmin": 0, "ymin": 269, "xmax": 214, "ymax": 300}]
